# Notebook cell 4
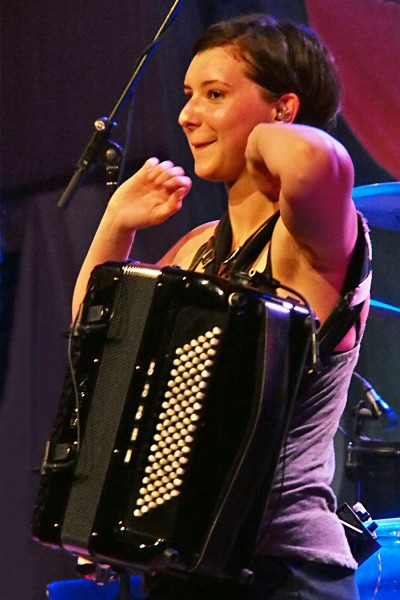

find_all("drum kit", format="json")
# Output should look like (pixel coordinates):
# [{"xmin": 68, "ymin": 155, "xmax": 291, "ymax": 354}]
[
  {"xmin": 353, "ymin": 182, "xmax": 400, "ymax": 232},
  {"xmin": 350, "ymin": 182, "xmax": 400, "ymax": 599},
  {"xmin": 353, "ymin": 181, "xmax": 400, "ymax": 319},
  {"xmin": 356, "ymin": 517, "xmax": 400, "ymax": 600}
]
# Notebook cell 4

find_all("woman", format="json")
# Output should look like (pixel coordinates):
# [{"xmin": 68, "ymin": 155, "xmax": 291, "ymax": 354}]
[{"xmin": 72, "ymin": 14, "xmax": 370, "ymax": 600}]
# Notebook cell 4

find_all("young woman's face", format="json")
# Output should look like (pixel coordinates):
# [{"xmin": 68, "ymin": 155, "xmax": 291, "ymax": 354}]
[{"xmin": 178, "ymin": 45, "xmax": 276, "ymax": 184}]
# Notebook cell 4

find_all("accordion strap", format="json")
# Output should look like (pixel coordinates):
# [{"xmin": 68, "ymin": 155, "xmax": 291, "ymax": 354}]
[
  {"xmin": 318, "ymin": 212, "xmax": 372, "ymax": 356},
  {"xmin": 188, "ymin": 211, "xmax": 280, "ymax": 277}
]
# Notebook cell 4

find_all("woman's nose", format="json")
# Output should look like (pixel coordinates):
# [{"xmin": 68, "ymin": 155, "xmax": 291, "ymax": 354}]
[{"xmin": 178, "ymin": 98, "xmax": 201, "ymax": 128}]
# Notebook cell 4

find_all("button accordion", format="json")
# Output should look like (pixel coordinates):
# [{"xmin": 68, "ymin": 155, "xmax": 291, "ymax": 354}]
[{"xmin": 32, "ymin": 262, "xmax": 311, "ymax": 581}]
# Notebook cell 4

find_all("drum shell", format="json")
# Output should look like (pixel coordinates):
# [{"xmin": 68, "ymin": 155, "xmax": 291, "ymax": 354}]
[
  {"xmin": 346, "ymin": 441, "xmax": 400, "ymax": 519},
  {"xmin": 356, "ymin": 518, "xmax": 400, "ymax": 599}
]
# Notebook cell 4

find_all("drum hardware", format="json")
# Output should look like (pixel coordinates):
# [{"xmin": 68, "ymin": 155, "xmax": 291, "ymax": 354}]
[
  {"xmin": 335, "ymin": 372, "xmax": 398, "ymax": 565},
  {"xmin": 344, "ymin": 371, "xmax": 397, "ymax": 484},
  {"xmin": 342, "ymin": 372, "xmax": 400, "ymax": 520},
  {"xmin": 353, "ymin": 181, "xmax": 400, "ymax": 321},
  {"xmin": 75, "ymin": 556, "xmax": 119, "ymax": 585},
  {"xmin": 345, "ymin": 439, "xmax": 400, "ymax": 520},
  {"xmin": 356, "ymin": 517, "xmax": 400, "ymax": 599},
  {"xmin": 348, "ymin": 372, "xmax": 398, "ymax": 438},
  {"xmin": 74, "ymin": 557, "xmax": 141, "ymax": 600},
  {"xmin": 353, "ymin": 181, "xmax": 400, "ymax": 232},
  {"xmin": 336, "ymin": 502, "xmax": 381, "ymax": 565},
  {"xmin": 369, "ymin": 298, "xmax": 400, "ymax": 320}
]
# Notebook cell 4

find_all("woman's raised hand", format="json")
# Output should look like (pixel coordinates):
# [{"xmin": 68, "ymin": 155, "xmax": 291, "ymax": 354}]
[
  {"xmin": 71, "ymin": 158, "xmax": 191, "ymax": 319},
  {"xmin": 107, "ymin": 157, "xmax": 192, "ymax": 232}
]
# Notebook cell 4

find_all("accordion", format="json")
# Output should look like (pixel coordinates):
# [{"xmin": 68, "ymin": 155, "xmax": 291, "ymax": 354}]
[{"xmin": 32, "ymin": 262, "xmax": 311, "ymax": 581}]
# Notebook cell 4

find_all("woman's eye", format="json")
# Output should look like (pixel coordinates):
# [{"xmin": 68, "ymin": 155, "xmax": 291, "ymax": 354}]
[{"xmin": 208, "ymin": 90, "xmax": 223, "ymax": 99}]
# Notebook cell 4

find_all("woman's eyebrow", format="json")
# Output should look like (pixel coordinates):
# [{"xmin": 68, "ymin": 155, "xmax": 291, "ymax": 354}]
[{"xmin": 183, "ymin": 79, "xmax": 234, "ymax": 91}]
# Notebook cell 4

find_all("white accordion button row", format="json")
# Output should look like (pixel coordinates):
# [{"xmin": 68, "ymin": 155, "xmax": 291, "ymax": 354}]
[{"xmin": 133, "ymin": 326, "xmax": 222, "ymax": 518}]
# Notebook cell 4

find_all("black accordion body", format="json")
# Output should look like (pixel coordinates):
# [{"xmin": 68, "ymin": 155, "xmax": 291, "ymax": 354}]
[{"xmin": 32, "ymin": 262, "xmax": 311, "ymax": 581}]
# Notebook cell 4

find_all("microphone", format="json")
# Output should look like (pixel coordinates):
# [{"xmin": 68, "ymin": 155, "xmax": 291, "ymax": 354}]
[{"xmin": 354, "ymin": 372, "xmax": 398, "ymax": 431}]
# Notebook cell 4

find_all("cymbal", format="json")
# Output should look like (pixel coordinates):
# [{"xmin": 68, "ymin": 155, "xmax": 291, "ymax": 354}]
[
  {"xmin": 370, "ymin": 298, "xmax": 400, "ymax": 320},
  {"xmin": 353, "ymin": 182, "xmax": 400, "ymax": 231}
]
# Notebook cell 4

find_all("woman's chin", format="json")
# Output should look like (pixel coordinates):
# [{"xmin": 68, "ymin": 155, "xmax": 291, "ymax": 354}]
[
  {"xmin": 194, "ymin": 166, "xmax": 220, "ymax": 181},
  {"xmin": 194, "ymin": 164, "xmax": 235, "ymax": 183}
]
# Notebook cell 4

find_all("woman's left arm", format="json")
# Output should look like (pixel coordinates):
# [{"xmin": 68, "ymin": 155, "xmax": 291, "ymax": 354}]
[{"xmin": 245, "ymin": 123, "xmax": 357, "ymax": 263}]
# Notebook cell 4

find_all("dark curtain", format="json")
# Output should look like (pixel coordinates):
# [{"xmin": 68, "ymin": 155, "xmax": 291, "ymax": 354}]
[{"xmin": 1, "ymin": 2, "xmax": 398, "ymax": 599}]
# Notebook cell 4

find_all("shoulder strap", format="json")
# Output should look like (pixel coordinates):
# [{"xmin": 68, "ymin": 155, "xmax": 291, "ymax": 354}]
[
  {"xmin": 222, "ymin": 211, "xmax": 280, "ymax": 276},
  {"xmin": 188, "ymin": 211, "xmax": 280, "ymax": 277},
  {"xmin": 318, "ymin": 213, "xmax": 372, "ymax": 356},
  {"xmin": 188, "ymin": 212, "xmax": 232, "ymax": 275}
]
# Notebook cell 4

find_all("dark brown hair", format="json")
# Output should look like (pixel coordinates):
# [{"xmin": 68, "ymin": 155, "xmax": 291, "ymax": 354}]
[{"xmin": 193, "ymin": 14, "xmax": 342, "ymax": 131}]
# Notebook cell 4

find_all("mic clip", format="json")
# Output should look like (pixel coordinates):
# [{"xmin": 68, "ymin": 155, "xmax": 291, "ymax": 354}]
[{"xmin": 352, "ymin": 371, "xmax": 398, "ymax": 431}]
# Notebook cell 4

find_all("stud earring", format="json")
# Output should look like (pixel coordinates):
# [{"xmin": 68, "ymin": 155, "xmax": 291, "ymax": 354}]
[{"xmin": 275, "ymin": 108, "xmax": 290, "ymax": 121}]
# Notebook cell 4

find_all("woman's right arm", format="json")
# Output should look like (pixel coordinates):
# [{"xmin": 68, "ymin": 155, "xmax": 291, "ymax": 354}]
[{"xmin": 72, "ymin": 157, "xmax": 192, "ymax": 320}]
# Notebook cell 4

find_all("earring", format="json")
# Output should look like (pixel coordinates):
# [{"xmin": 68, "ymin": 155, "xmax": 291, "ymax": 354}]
[{"xmin": 275, "ymin": 108, "xmax": 290, "ymax": 121}]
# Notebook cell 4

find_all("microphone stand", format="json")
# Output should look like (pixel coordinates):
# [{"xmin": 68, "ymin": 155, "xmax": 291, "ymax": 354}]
[
  {"xmin": 117, "ymin": 568, "xmax": 140, "ymax": 600},
  {"xmin": 344, "ymin": 371, "xmax": 396, "ymax": 485},
  {"xmin": 57, "ymin": 0, "xmax": 185, "ymax": 209}
]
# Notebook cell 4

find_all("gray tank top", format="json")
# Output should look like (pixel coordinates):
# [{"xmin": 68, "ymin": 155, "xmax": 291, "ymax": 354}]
[
  {"xmin": 190, "ymin": 210, "xmax": 370, "ymax": 569},
  {"xmin": 256, "ymin": 345, "xmax": 360, "ymax": 569}
]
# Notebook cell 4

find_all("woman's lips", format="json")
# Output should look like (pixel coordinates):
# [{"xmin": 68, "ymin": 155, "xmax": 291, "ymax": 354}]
[{"xmin": 192, "ymin": 140, "xmax": 215, "ymax": 150}]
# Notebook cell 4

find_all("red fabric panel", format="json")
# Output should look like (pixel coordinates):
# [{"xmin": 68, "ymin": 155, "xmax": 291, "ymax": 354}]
[{"xmin": 305, "ymin": 0, "xmax": 400, "ymax": 179}]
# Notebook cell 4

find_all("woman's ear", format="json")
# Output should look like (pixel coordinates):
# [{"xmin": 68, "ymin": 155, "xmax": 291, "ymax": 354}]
[{"xmin": 274, "ymin": 93, "xmax": 300, "ymax": 123}]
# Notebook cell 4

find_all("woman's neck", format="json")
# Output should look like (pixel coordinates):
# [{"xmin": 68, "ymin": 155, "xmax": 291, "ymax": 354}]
[{"xmin": 226, "ymin": 176, "xmax": 279, "ymax": 248}]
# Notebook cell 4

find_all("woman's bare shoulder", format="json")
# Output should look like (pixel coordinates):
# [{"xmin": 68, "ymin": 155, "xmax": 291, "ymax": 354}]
[{"xmin": 158, "ymin": 220, "xmax": 219, "ymax": 269}]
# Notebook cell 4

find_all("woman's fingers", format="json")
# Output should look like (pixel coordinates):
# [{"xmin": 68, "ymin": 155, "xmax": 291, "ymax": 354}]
[
  {"xmin": 163, "ymin": 174, "xmax": 192, "ymax": 194},
  {"xmin": 110, "ymin": 158, "xmax": 192, "ymax": 228},
  {"xmin": 145, "ymin": 159, "xmax": 173, "ymax": 179},
  {"xmin": 144, "ymin": 159, "xmax": 192, "ymax": 196}
]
